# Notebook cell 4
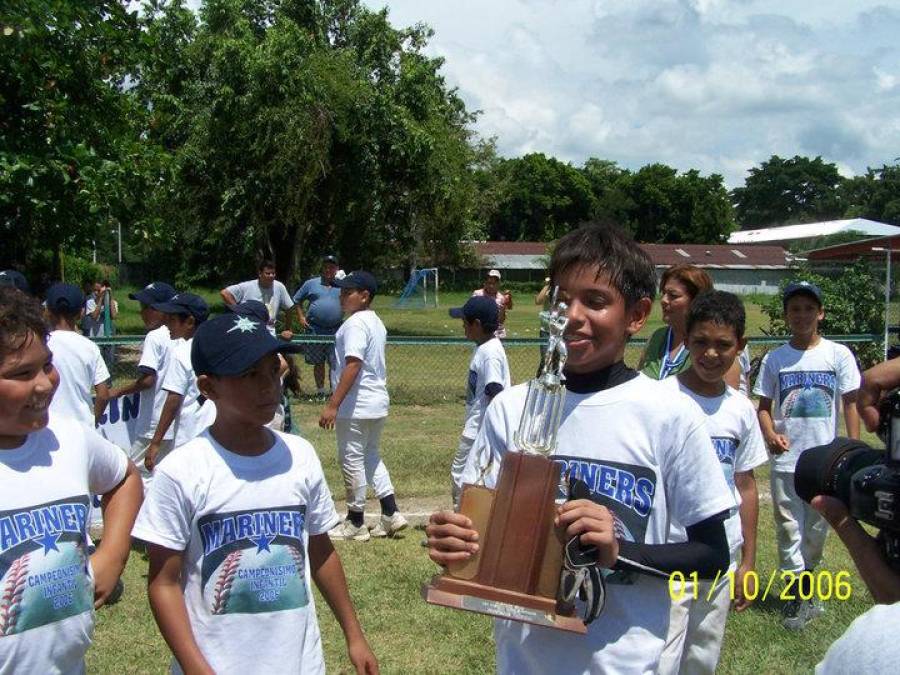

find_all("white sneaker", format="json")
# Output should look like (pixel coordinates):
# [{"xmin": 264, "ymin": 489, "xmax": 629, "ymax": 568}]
[
  {"xmin": 328, "ymin": 519, "xmax": 371, "ymax": 542},
  {"xmin": 370, "ymin": 512, "xmax": 409, "ymax": 538}
]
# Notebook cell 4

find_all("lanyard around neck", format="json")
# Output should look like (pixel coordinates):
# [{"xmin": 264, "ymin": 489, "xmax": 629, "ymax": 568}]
[{"xmin": 659, "ymin": 326, "xmax": 686, "ymax": 380}]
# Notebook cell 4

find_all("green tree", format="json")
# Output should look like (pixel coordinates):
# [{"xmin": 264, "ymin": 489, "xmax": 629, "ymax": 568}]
[
  {"xmin": 0, "ymin": 1, "xmax": 151, "ymax": 276},
  {"xmin": 613, "ymin": 163, "xmax": 735, "ymax": 243},
  {"xmin": 840, "ymin": 163, "xmax": 900, "ymax": 225},
  {"xmin": 732, "ymin": 155, "xmax": 845, "ymax": 229},
  {"xmin": 137, "ymin": 0, "xmax": 480, "ymax": 284},
  {"xmin": 485, "ymin": 153, "xmax": 595, "ymax": 241}
]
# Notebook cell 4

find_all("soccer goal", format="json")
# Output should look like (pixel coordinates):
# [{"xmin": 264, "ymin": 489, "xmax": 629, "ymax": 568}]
[{"xmin": 395, "ymin": 268, "xmax": 440, "ymax": 307}]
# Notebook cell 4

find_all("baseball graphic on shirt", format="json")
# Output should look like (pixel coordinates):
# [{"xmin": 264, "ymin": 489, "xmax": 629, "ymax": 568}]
[
  {"xmin": 199, "ymin": 505, "xmax": 310, "ymax": 616},
  {"xmin": 1, "ymin": 497, "xmax": 94, "ymax": 637},
  {"xmin": 779, "ymin": 370, "xmax": 836, "ymax": 419}
]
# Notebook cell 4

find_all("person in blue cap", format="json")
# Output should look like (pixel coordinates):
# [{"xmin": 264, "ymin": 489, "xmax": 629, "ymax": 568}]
[
  {"xmin": 133, "ymin": 311, "xmax": 378, "ymax": 674},
  {"xmin": 754, "ymin": 280, "xmax": 861, "ymax": 630},
  {"xmin": 0, "ymin": 269, "xmax": 30, "ymax": 294},
  {"xmin": 108, "ymin": 282, "xmax": 178, "ymax": 486},
  {"xmin": 447, "ymin": 295, "xmax": 510, "ymax": 506},
  {"xmin": 45, "ymin": 283, "xmax": 111, "ymax": 428},
  {"xmin": 319, "ymin": 271, "xmax": 407, "ymax": 541},
  {"xmin": 145, "ymin": 293, "xmax": 213, "ymax": 473}
]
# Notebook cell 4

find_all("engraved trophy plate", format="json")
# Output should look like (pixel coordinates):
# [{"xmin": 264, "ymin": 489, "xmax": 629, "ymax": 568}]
[{"xmin": 424, "ymin": 292, "xmax": 586, "ymax": 634}]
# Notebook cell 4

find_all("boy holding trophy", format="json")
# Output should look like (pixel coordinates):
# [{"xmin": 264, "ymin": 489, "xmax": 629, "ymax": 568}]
[{"xmin": 426, "ymin": 223, "xmax": 735, "ymax": 674}]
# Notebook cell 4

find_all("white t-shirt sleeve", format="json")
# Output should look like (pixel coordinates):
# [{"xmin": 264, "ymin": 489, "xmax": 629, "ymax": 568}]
[
  {"xmin": 835, "ymin": 344, "xmax": 861, "ymax": 395},
  {"xmin": 225, "ymin": 282, "xmax": 245, "ymax": 302},
  {"xmin": 662, "ymin": 412, "xmax": 735, "ymax": 528},
  {"xmin": 735, "ymin": 404, "xmax": 769, "ymax": 473},
  {"xmin": 304, "ymin": 451, "xmax": 341, "ymax": 536},
  {"xmin": 85, "ymin": 427, "xmax": 129, "ymax": 495},
  {"xmin": 132, "ymin": 465, "xmax": 193, "ymax": 551},
  {"xmin": 138, "ymin": 330, "xmax": 166, "ymax": 374},
  {"xmin": 341, "ymin": 320, "xmax": 369, "ymax": 362},
  {"xmin": 162, "ymin": 348, "xmax": 191, "ymax": 396},
  {"xmin": 92, "ymin": 344, "xmax": 111, "ymax": 386},
  {"xmin": 276, "ymin": 281, "xmax": 294, "ymax": 311},
  {"xmin": 482, "ymin": 357, "xmax": 507, "ymax": 390}
]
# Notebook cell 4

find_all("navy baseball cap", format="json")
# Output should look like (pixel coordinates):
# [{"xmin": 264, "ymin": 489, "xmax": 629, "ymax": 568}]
[
  {"xmin": 46, "ymin": 283, "xmax": 84, "ymax": 313},
  {"xmin": 322, "ymin": 254, "xmax": 339, "ymax": 265},
  {"xmin": 228, "ymin": 299, "xmax": 270, "ymax": 322},
  {"xmin": 129, "ymin": 281, "xmax": 176, "ymax": 305},
  {"xmin": 449, "ymin": 295, "xmax": 499, "ymax": 327},
  {"xmin": 783, "ymin": 281, "xmax": 823, "ymax": 306},
  {"xmin": 153, "ymin": 293, "xmax": 210, "ymax": 323},
  {"xmin": 334, "ymin": 270, "xmax": 377, "ymax": 296},
  {"xmin": 0, "ymin": 270, "xmax": 29, "ymax": 294},
  {"xmin": 191, "ymin": 313, "xmax": 303, "ymax": 376}
]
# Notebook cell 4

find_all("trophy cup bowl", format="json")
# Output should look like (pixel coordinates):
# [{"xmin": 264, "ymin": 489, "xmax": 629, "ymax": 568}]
[{"xmin": 423, "ymin": 300, "xmax": 586, "ymax": 634}]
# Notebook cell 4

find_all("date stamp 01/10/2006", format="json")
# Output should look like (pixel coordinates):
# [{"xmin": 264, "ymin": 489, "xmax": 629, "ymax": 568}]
[{"xmin": 668, "ymin": 569, "xmax": 853, "ymax": 603}]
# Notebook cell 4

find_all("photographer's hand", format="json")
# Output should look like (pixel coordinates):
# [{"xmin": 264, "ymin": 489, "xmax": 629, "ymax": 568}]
[
  {"xmin": 812, "ymin": 495, "xmax": 900, "ymax": 604},
  {"xmin": 858, "ymin": 359, "xmax": 900, "ymax": 432}
]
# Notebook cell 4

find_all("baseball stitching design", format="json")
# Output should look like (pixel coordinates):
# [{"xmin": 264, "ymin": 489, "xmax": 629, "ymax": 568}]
[
  {"xmin": 1, "ymin": 553, "xmax": 31, "ymax": 637},
  {"xmin": 212, "ymin": 550, "xmax": 242, "ymax": 615}
]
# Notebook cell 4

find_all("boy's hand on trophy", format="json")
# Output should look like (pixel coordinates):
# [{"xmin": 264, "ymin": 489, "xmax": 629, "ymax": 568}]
[
  {"xmin": 426, "ymin": 510, "xmax": 480, "ymax": 566},
  {"xmin": 556, "ymin": 500, "xmax": 619, "ymax": 568}
]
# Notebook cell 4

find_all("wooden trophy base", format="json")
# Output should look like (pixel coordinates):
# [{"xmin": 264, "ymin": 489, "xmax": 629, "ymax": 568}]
[{"xmin": 423, "ymin": 452, "xmax": 585, "ymax": 634}]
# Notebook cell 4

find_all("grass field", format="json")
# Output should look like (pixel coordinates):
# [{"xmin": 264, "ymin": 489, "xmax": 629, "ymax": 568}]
[
  {"xmin": 86, "ymin": 402, "xmax": 882, "ymax": 674},
  {"xmin": 83, "ymin": 285, "xmax": 885, "ymax": 674},
  {"xmin": 109, "ymin": 284, "xmax": 775, "ymax": 340}
]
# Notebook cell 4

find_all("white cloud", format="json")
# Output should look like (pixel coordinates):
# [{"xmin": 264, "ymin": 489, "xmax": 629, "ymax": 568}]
[{"xmin": 372, "ymin": 1, "xmax": 900, "ymax": 185}]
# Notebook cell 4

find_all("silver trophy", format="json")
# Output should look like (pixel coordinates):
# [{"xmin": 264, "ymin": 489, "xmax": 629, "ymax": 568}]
[{"xmin": 514, "ymin": 288, "xmax": 569, "ymax": 457}]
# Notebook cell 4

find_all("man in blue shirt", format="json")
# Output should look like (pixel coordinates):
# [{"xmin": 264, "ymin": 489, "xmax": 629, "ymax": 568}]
[{"xmin": 294, "ymin": 255, "xmax": 343, "ymax": 395}]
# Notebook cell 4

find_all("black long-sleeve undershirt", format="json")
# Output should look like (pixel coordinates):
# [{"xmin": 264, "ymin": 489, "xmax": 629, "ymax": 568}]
[
  {"xmin": 564, "ymin": 361, "xmax": 731, "ymax": 580},
  {"xmin": 615, "ymin": 511, "xmax": 731, "ymax": 579}
]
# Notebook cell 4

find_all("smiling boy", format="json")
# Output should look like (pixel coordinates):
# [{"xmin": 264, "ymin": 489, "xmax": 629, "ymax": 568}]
[
  {"xmin": 0, "ymin": 288, "xmax": 142, "ymax": 673},
  {"xmin": 657, "ymin": 291, "xmax": 768, "ymax": 675},
  {"xmin": 754, "ymin": 281, "xmax": 861, "ymax": 630},
  {"xmin": 427, "ymin": 223, "xmax": 735, "ymax": 674}
]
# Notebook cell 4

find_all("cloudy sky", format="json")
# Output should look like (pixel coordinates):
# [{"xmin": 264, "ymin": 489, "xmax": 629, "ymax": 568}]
[{"xmin": 362, "ymin": 0, "xmax": 900, "ymax": 187}]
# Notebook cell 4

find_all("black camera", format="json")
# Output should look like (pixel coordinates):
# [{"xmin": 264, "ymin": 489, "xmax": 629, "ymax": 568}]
[{"xmin": 795, "ymin": 389, "xmax": 900, "ymax": 570}]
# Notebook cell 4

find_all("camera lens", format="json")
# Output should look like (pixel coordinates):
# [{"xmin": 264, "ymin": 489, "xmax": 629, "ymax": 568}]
[{"xmin": 794, "ymin": 439, "xmax": 884, "ymax": 504}]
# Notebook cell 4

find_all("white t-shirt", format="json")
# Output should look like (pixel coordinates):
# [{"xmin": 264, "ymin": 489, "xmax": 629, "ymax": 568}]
[
  {"xmin": 662, "ymin": 378, "xmax": 769, "ymax": 566},
  {"xmin": 161, "ymin": 338, "xmax": 216, "ymax": 447},
  {"xmin": 462, "ymin": 337, "xmax": 511, "ymax": 440},
  {"xmin": 48, "ymin": 330, "xmax": 110, "ymax": 428},
  {"xmin": 753, "ymin": 339, "xmax": 861, "ymax": 472},
  {"xmin": 331, "ymin": 310, "xmax": 389, "ymax": 419},
  {"xmin": 815, "ymin": 601, "xmax": 900, "ymax": 674},
  {"xmin": 135, "ymin": 325, "xmax": 174, "ymax": 440},
  {"xmin": 0, "ymin": 416, "xmax": 127, "ymax": 675},
  {"xmin": 132, "ymin": 430, "xmax": 341, "ymax": 675},
  {"xmin": 461, "ymin": 374, "xmax": 735, "ymax": 675},
  {"xmin": 225, "ymin": 280, "xmax": 294, "ymax": 333}
]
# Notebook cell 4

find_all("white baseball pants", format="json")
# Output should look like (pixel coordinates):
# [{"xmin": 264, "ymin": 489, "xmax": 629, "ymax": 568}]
[
  {"xmin": 451, "ymin": 435, "xmax": 476, "ymax": 507},
  {"xmin": 336, "ymin": 417, "xmax": 394, "ymax": 512},
  {"xmin": 659, "ymin": 576, "xmax": 731, "ymax": 675},
  {"xmin": 771, "ymin": 470, "xmax": 828, "ymax": 573}
]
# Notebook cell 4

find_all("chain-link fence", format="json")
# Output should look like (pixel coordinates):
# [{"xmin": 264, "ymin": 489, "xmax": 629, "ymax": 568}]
[
  {"xmin": 91, "ymin": 333, "xmax": 880, "ymax": 503},
  {"xmin": 96, "ymin": 333, "xmax": 879, "ymax": 407}
]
